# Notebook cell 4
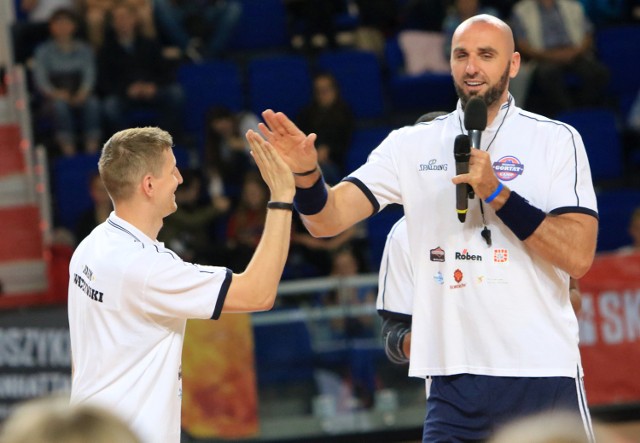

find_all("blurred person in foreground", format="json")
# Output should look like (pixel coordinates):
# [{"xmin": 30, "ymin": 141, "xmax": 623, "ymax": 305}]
[
  {"xmin": 0, "ymin": 395, "xmax": 141, "ymax": 443},
  {"xmin": 250, "ymin": 13, "xmax": 598, "ymax": 441},
  {"xmin": 488, "ymin": 410, "xmax": 633, "ymax": 443},
  {"xmin": 68, "ymin": 126, "xmax": 294, "ymax": 443}
]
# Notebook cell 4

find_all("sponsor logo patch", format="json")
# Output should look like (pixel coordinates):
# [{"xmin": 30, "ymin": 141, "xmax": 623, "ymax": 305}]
[
  {"xmin": 419, "ymin": 159, "xmax": 448, "ymax": 171},
  {"xmin": 430, "ymin": 247, "xmax": 445, "ymax": 262},
  {"xmin": 494, "ymin": 249, "xmax": 509, "ymax": 263},
  {"xmin": 455, "ymin": 249, "xmax": 482, "ymax": 261},
  {"xmin": 450, "ymin": 269, "xmax": 466, "ymax": 289}
]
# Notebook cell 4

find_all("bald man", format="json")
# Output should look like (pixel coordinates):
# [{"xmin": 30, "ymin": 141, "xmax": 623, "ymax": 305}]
[{"xmin": 251, "ymin": 15, "xmax": 598, "ymax": 442}]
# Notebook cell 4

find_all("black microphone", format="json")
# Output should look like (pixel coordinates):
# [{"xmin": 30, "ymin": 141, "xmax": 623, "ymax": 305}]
[
  {"xmin": 463, "ymin": 97, "xmax": 487, "ymax": 200},
  {"xmin": 464, "ymin": 97, "xmax": 487, "ymax": 150},
  {"xmin": 454, "ymin": 134, "xmax": 471, "ymax": 223}
]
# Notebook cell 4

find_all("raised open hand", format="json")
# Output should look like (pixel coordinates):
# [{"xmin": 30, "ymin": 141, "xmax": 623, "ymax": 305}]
[
  {"xmin": 258, "ymin": 110, "xmax": 318, "ymax": 174},
  {"xmin": 246, "ymin": 129, "xmax": 295, "ymax": 203}
]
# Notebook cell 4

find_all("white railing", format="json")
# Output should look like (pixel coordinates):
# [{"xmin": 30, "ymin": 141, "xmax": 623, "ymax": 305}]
[{"xmin": 252, "ymin": 273, "xmax": 380, "ymax": 326}]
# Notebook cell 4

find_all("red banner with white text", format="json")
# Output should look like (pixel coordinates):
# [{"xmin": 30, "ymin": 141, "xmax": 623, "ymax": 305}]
[{"xmin": 578, "ymin": 252, "xmax": 640, "ymax": 406}]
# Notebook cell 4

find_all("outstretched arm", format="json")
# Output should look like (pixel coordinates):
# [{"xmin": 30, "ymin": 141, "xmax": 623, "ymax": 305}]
[
  {"xmin": 222, "ymin": 133, "xmax": 295, "ymax": 312},
  {"xmin": 257, "ymin": 110, "xmax": 374, "ymax": 238}
]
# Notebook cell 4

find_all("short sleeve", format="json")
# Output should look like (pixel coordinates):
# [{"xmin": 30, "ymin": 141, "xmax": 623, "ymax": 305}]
[
  {"xmin": 547, "ymin": 124, "xmax": 598, "ymax": 217},
  {"xmin": 376, "ymin": 218, "xmax": 413, "ymax": 319},
  {"xmin": 348, "ymin": 129, "xmax": 404, "ymax": 211},
  {"xmin": 142, "ymin": 249, "xmax": 231, "ymax": 320}
]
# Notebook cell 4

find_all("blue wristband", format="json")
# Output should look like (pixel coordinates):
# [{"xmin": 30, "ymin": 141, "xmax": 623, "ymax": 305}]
[
  {"xmin": 293, "ymin": 174, "xmax": 328, "ymax": 215},
  {"xmin": 484, "ymin": 182, "xmax": 504, "ymax": 204},
  {"xmin": 495, "ymin": 191, "xmax": 546, "ymax": 241}
]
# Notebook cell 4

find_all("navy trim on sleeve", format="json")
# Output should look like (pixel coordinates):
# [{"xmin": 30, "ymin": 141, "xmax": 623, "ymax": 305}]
[
  {"xmin": 550, "ymin": 206, "xmax": 599, "ymax": 220},
  {"xmin": 342, "ymin": 176, "xmax": 380, "ymax": 216},
  {"xmin": 211, "ymin": 268, "xmax": 232, "ymax": 320},
  {"xmin": 378, "ymin": 309, "xmax": 412, "ymax": 324}
]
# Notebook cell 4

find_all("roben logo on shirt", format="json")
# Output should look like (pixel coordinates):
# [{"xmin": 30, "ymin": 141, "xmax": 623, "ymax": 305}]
[{"xmin": 455, "ymin": 249, "xmax": 482, "ymax": 261}]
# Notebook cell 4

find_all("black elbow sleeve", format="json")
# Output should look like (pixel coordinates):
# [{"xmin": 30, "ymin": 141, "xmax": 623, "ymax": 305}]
[{"xmin": 381, "ymin": 317, "xmax": 411, "ymax": 365}]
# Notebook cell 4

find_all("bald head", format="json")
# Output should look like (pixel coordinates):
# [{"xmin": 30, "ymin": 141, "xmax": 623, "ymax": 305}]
[
  {"xmin": 449, "ymin": 13, "xmax": 520, "ymax": 120},
  {"xmin": 453, "ymin": 14, "xmax": 515, "ymax": 54}
]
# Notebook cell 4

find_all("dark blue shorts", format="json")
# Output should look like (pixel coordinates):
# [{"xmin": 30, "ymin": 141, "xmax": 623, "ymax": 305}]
[{"xmin": 422, "ymin": 373, "xmax": 594, "ymax": 442}]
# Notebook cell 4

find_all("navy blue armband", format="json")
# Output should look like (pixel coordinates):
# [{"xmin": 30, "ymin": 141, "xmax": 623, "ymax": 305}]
[
  {"xmin": 293, "ymin": 174, "xmax": 328, "ymax": 215},
  {"xmin": 495, "ymin": 191, "xmax": 546, "ymax": 241}
]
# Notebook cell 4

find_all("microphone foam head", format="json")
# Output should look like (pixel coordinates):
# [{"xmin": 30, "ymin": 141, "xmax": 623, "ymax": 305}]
[{"xmin": 464, "ymin": 97, "xmax": 487, "ymax": 131}]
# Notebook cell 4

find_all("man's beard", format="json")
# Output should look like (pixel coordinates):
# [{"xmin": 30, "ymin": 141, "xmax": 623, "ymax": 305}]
[{"xmin": 455, "ymin": 63, "xmax": 510, "ymax": 110}]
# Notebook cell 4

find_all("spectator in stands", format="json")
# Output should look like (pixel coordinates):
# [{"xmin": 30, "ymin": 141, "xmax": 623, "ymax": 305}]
[
  {"xmin": 296, "ymin": 72, "xmax": 354, "ymax": 183},
  {"xmin": 225, "ymin": 171, "xmax": 270, "ymax": 270},
  {"xmin": 80, "ymin": 0, "xmax": 156, "ymax": 49},
  {"xmin": 33, "ymin": 7, "xmax": 102, "ymax": 156},
  {"xmin": 152, "ymin": 0, "xmax": 243, "ymax": 61},
  {"xmin": 202, "ymin": 106, "xmax": 259, "ymax": 204},
  {"xmin": 510, "ymin": 0, "xmax": 610, "ymax": 116},
  {"xmin": 288, "ymin": 215, "xmax": 368, "ymax": 279},
  {"xmin": 351, "ymin": 0, "xmax": 398, "ymax": 55},
  {"xmin": 74, "ymin": 171, "xmax": 113, "ymax": 244},
  {"xmin": 315, "ymin": 246, "xmax": 378, "ymax": 409},
  {"xmin": 616, "ymin": 207, "xmax": 640, "ymax": 255},
  {"xmin": 0, "ymin": 395, "xmax": 141, "ymax": 443},
  {"xmin": 285, "ymin": 0, "xmax": 343, "ymax": 52},
  {"xmin": 159, "ymin": 168, "xmax": 230, "ymax": 264},
  {"xmin": 13, "ymin": 0, "xmax": 78, "ymax": 64},
  {"xmin": 97, "ymin": 2, "xmax": 184, "ymax": 138}
]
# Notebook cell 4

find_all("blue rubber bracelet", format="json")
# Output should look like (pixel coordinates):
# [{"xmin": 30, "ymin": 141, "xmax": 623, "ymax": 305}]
[
  {"xmin": 484, "ymin": 182, "xmax": 504, "ymax": 204},
  {"xmin": 293, "ymin": 174, "xmax": 328, "ymax": 215}
]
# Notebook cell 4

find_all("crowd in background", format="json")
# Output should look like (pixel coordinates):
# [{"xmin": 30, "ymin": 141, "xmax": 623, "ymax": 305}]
[
  {"xmin": 7, "ymin": 0, "xmax": 639, "ymax": 295},
  {"xmin": 3, "ymin": 0, "xmax": 640, "ymax": 427},
  {"xmin": 8, "ymin": 0, "xmax": 640, "ymax": 305}
]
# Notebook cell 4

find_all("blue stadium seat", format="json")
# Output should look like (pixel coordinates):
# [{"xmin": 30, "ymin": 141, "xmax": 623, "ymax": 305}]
[
  {"xmin": 52, "ymin": 153, "xmax": 100, "ymax": 231},
  {"xmin": 317, "ymin": 50, "xmax": 386, "ymax": 119},
  {"xmin": 345, "ymin": 126, "xmax": 394, "ymax": 173},
  {"xmin": 247, "ymin": 55, "xmax": 312, "ymax": 118},
  {"xmin": 555, "ymin": 108, "xmax": 624, "ymax": 184},
  {"xmin": 595, "ymin": 188, "xmax": 640, "ymax": 252},
  {"xmin": 177, "ymin": 61, "xmax": 244, "ymax": 137},
  {"xmin": 253, "ymin": 318, "xmax": 315, "ymax": 385},
  {"xmin": 383, "ymin": 36, "xmax": 457, "ymax": 113},
  {"xmin": 595, "ymin": 25, "xmax": 640, "ymax": 114},
  {"xmin": 229, "ymin": 0, "xmax": 289, "ymax": 51}
]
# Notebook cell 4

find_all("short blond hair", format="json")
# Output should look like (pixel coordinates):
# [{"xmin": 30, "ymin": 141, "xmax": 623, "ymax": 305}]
[
  {"xmin": 0, "ymin": 395, "xmax": 141, "ymax": 443},
  {"xmin": 98, "ymin": 127, "xmax": 173, "ymax": 202}
]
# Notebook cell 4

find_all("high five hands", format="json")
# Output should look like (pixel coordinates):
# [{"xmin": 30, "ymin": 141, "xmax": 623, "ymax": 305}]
[{"xmin": 254, "ymin": 110, "xmax": 319, "ymax": 175}]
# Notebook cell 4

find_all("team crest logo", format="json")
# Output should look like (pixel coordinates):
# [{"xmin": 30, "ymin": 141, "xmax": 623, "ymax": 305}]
[{"xmin": 493, "ymin": 156, "xmax": 524, "ymax": 181}]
